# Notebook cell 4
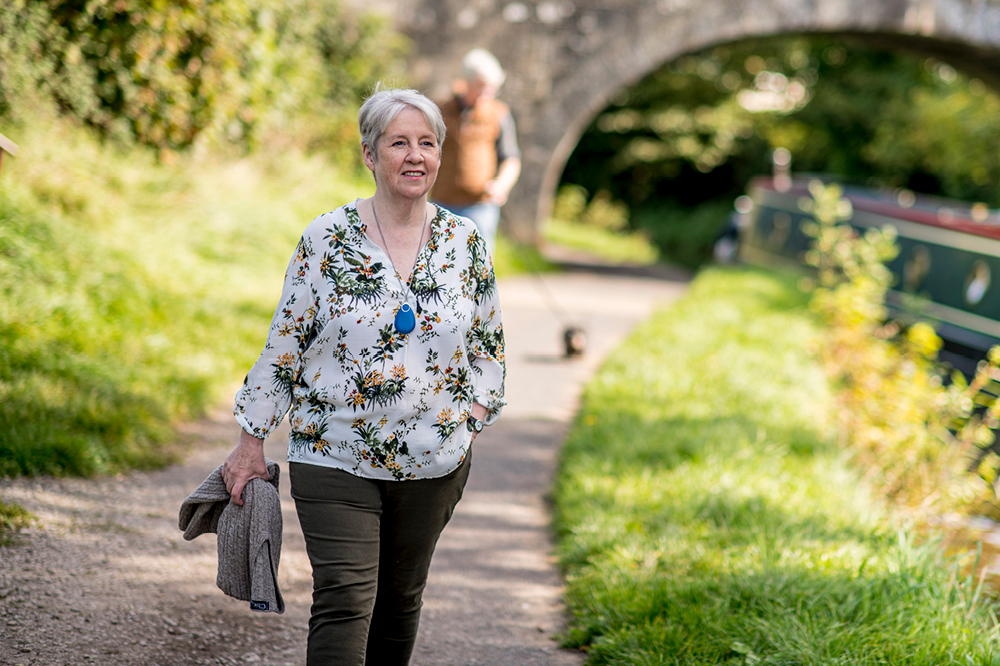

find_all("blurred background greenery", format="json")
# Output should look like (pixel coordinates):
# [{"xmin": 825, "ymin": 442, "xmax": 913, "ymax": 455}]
[
  {"xmin": 555, "ymin": 36, "xmax": 1000, "ymax": 269},
  {"xmin": 1, "ymin": 0, "xmax": 407, "ymax": 159}
]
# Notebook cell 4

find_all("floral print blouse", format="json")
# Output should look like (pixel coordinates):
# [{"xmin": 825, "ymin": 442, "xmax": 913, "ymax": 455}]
[{"xmin": 234, "ymin": 201, "xmax": 506, "ymax": 481}]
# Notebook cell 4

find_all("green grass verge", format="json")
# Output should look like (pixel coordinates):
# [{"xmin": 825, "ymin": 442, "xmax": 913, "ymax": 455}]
[
  {"xmin": 493, "ymin": 233, "xmax": 557, "ymax": 278},
  {"xmin": 0, "ymin": 117, "xmax": 375, "ymax": 477},
  {"xmin": 544, "ymin": 218, "xmax": 660, "ymax": 266},
  {"xmin": 553, "ymin": 266, "xmax": 1000, "ymax": 665}
]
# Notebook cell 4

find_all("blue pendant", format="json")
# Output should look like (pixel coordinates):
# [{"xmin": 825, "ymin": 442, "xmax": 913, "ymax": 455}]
[{"xmin": 394, "ymin": 303, "xmax": 416, "ymax": 334}]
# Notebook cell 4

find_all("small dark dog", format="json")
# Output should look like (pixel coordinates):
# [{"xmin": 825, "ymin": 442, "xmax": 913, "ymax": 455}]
[{"xmin": 563, "ymin": 326, "xmax": 587, "ymax": 357}]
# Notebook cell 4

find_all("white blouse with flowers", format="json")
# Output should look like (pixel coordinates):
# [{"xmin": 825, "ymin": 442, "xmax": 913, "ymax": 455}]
[{"xmin": 234, "ymin": 201, "xmax": 506, "ymax": 481}]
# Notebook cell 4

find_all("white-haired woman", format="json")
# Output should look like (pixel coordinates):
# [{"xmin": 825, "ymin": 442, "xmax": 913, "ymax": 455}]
[{"xmin": 222, "ymin": 85, "xmax": 506, "ymax": 665}]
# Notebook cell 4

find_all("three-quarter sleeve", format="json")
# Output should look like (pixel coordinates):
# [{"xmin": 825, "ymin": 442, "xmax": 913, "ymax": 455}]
[
  {"xmin": 465, "ymin": 234, "xmax": 506, "ymax": 424},
  {"xmin": 234, "ymin": 232, "xmax": 319, "ymax": 439}
]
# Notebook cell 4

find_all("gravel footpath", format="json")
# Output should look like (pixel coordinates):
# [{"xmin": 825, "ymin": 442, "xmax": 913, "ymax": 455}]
[{"xmin": 0, "ymin": 259, "xmax": 687, "ymax": 666}]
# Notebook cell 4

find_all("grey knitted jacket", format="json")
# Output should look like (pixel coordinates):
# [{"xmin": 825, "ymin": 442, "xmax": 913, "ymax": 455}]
[{"xmin": 178, "ymin": 459, "xmax": 284, "ymax": 614}]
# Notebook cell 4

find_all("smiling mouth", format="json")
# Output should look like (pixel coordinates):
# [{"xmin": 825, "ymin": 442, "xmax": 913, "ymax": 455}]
[{"xmin": 403, "ymin": 171, "xmax": 424, "ymax": 177}]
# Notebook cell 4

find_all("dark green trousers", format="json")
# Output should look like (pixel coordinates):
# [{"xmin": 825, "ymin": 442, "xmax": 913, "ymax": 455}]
[{"xmin": 289, "ymin": 452, "xmax": 471, "ymax": 666}]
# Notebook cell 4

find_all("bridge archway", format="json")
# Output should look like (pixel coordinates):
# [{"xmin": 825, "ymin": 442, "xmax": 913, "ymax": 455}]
[{"xmin": 395, "ymin": 0, "xmax": 1000, "ymax": 242}]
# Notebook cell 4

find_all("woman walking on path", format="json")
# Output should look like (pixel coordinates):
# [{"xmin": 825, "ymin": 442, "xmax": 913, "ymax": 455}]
[{"xmin": 220, "ymin": 85, "xmax": 506, "ymax": 665}]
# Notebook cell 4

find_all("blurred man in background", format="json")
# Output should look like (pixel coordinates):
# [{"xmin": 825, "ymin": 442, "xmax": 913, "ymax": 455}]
[{"xmin": 432, "ymin": 48, "xmax": 521, "ymax": 256}]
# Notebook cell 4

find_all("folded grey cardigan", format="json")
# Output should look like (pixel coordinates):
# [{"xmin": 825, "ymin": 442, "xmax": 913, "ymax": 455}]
[{"xmin": 178, "ymin": 459, "xmax": 284, "ymax": 614}]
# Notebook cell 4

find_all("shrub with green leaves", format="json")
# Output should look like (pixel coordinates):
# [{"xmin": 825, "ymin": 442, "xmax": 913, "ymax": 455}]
[
  {"xmin": 631, "ymin": 198, "xmax": 733, "ymax": 269},
  {"xmin": 1, "ymin": 0, "xmax": 406, "ymax": 152},
  {"xmin": 545, "ymin": 184, "xmax": 660, "ymax": 266},
  {"xmin": 802, "ymin": 180, "xmax": 1000, "ymax": 516}
]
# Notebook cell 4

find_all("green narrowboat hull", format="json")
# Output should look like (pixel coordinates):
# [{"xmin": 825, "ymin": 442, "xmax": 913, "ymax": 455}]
[{"xmin": 740, "ymin": 176, "xmax": 1000, "ymax": 373}]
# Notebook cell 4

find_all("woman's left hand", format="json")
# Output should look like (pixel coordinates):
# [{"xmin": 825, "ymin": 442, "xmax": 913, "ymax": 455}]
[
  {"xmin": 222, "ymin": 429, "xmax": 269, "ymax": 506},
  {"xmin": 471, "ymin": 402, "xmax": 488, "ymax": 442}
]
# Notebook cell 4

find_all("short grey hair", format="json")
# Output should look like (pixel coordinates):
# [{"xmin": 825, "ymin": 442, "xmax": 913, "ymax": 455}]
[
  {"xmin": 462, "ymin": 48, "xmax": 506, "ymax": 88},
  {"xmin": 359, "ymin": 84, "xmax": 446, "ymax": 162}
]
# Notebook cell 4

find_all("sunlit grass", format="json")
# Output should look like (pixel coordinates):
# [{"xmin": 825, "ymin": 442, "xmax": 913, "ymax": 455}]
[
  {"xmin": 0, "ymin": 500, "xmax": 35, "ymax": 544},
  {"xmin": 553, "ymin": 266, "xmax": 1000, "ymax": 664},
  {"xmin": 543, "ymin": 218, "xmax": 660, "ymax": 266},
  {"xmin": 0, "ymin": 116, "xmax": 373, "ymax": 477},
  {"xmin": 492, "ymin": 233, "xmax": 557, "ymax": 278}
]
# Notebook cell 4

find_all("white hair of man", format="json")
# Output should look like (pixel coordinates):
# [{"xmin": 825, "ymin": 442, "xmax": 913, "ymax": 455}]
[
  {"xmin": 359, "ymin": 84, "xmax": 447, "ymax": 163},
  {"xmin": 461, "ymin": 48, "xmax": 506, "ymax": 89}
]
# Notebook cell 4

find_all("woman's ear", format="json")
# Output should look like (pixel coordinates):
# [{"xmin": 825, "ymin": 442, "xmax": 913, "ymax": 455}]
[{"xmin": 362, "ymin": 143, "xmax": 376, "ymax": 172}]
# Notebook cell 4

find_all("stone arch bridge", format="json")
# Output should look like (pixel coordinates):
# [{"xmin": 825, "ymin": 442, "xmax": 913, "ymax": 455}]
[{"xmin": 373, "ymin": 0, "xmax": 1000, "ymax": 242}]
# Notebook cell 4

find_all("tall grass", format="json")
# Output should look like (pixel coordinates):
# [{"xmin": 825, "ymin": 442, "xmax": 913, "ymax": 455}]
[
  {"xmin": 543, "ymin": 217, "xmax": 660, "ymax": 266},
  {"xmin": 553, "ymin": 267, "xmax": 1000, "ymax": 664},
  {"xmin": 544, "ymin": 184, "xmax": 661, "ymax": 266},
  {"xmin": 0, "ymin": 499, "xmax": 34, "ymax": 544},
  {"xmin": 0, "ymin": 116, "xmax": 373, "ymax": 476}
]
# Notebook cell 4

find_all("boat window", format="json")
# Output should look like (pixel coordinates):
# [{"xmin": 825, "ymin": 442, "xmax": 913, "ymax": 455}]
[
  {"xmin": 965, "ymin": 260, "xmax": 991, "ymax": 306},
  {"xmin": 767, "ymin": 212, "xmax": 791, "ymax": 251},
  {"xmin": 903, "ymin": 245, "xmax": 930, "ymax": 292}
]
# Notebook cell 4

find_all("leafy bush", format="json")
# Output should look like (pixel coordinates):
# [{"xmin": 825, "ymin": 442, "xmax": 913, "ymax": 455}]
[
  {"xmin": 546, "ymin": 185, "xmax": 660, "ymax": 265},
  {"xmin": 631, "ymin": 198, "xmax": 733, "ymax": 269},
  {"xmin": 1, "ymin": 0, "xmax": 406, "ymax": 153},
  {"xmin": 552, "ymin": 185, "xmax": 629, "ymax": 233},
  {"xmin": 802, "ymin": 180, "xmax": 1000, "ymax": 516},
  {"xmin": 0, "ymin": 2, "xmax": 95, "ymax": 120},
  {"xmin": 548, "ymin": 185, "xmax": 732, "ymax": 269}
]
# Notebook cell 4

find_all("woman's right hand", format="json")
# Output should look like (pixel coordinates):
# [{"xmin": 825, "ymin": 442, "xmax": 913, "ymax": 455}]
[{"xmin": 222, "ymin": 429, "xmax": 269, "ymax": 506}]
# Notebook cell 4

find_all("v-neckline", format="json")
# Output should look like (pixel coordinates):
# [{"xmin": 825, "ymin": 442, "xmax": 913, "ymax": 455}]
[{"xmin": 352, "ymin": 200, "xmax": 438, "ymax": 287}]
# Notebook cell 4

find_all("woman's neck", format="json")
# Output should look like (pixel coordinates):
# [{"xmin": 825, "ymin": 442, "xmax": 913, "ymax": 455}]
[
  {"xmin": 363, "ymin": 194, "xmax": 432, "ymax": 285},
  {"xmin": 370, "ymin": 193, "xmax": 428, "ymax": 230}
]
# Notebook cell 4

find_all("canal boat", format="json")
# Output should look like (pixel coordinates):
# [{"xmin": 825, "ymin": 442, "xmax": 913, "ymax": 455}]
[{"xmin": 738, "ymin": 175, "xmax": 1000, "ymax": 374}]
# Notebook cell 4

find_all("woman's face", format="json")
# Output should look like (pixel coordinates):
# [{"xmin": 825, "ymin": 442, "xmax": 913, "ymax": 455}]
[{"xmin": 364, "ymin": 108, "xmax": 441, "ymax": 202}]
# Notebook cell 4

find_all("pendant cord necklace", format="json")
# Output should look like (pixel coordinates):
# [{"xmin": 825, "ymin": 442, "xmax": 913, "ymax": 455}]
[{"xmin": 372, "ymin": 199, "xmax": 428, "ymax": 334}]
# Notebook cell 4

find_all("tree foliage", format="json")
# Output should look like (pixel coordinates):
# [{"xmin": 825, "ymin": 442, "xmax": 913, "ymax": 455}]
[
  {"xmin": 561, "ymin": 36, "xmax": 1000, "ymax": 265},
  {"xmin": 0, "ymin": 0, "xmax": 407, "ymax": 153}
]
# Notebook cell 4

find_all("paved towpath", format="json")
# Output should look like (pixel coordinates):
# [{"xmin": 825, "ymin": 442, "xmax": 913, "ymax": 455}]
[
  {"xmin": 0, "ymin": 256, "xmax": 688, "ymax": 666},
  {"xmin": 413, "ymin": 258, "xmax": 689, "ymax": 665}
]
